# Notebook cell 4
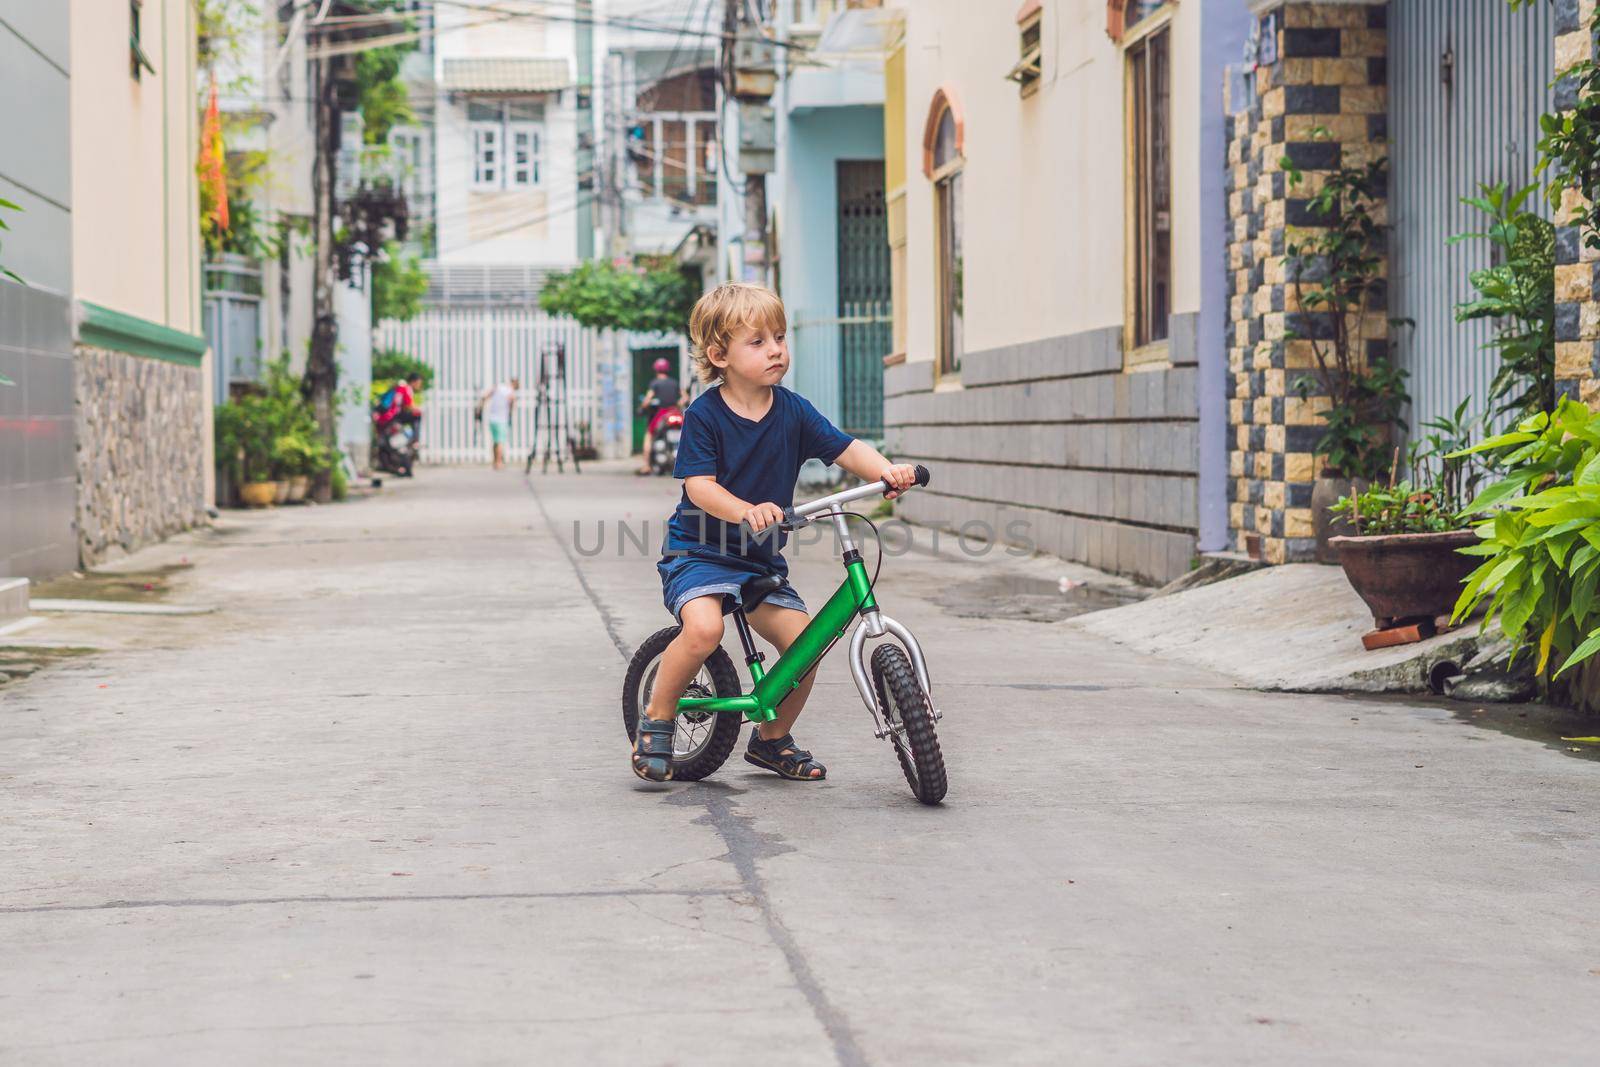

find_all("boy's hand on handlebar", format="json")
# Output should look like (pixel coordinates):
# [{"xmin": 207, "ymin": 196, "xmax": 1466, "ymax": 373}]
[
  {"xmin": 741, "ymin": 501, "xmax": 786, "ymax": 533},
  {"xmin": 880, "ymin": 463, "xmax": 919, "ymax": 499}
]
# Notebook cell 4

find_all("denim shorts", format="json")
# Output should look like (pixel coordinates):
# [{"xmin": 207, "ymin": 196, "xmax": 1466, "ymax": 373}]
[{"xmin": 658, "ymin": 553, "xmax": 807, "ymax": 621}]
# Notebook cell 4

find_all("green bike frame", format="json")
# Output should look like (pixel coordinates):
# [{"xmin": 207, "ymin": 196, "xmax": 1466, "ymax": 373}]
[{"xmin": 675, "ymin": 556, "xmax": 876, "ymax": 723}]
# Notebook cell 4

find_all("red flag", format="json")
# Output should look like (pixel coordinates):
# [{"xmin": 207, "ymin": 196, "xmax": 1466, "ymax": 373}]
[{"xmin": 202, "ymin": 71, "xmax": 229, "ymax": 233}]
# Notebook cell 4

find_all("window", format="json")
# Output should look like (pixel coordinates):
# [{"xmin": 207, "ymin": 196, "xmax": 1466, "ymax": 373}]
[
  {"xmin": 472, "ymin": 125, "xmax": 501, "ymax": 187},
  {"xmin": 129, "ymin": 0, "xmax": 157, "ymax": 80},
  {"xmin": 1008, "ymin": 2, "xmax": 1042, "ymax": 97},
  {"xmin": 924, "ymin": 93, "xmax": 964, "ymax": 378},
  {"xmin": 509, "ymin": 125, "xmax": 541, "ymax": 186},
  {"xmin": 1106, "ymin": 0, "xmax": 1168, "ymax": 44},
  {"xmin": 1127, "ymin": 26, "xmax": 1171, "ymax": 350},
  {"xmin": 467, "ymin": 99, "xmax": 545, "ymax": 190},
  {"xmin": 391, "ymin": 128, "xmax": 429, "ymax": 201}
]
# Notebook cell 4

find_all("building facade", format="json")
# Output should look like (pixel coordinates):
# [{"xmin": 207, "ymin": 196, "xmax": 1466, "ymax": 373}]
[
  {"xmin": 776, "ymin": 2, "xmax": 893, "ymax": 442},
  {"xmin": 882, "ymin": 0, "xmax": 1245, "ymax": 585},
  {"xmin": 1225, "ymin": 0, "xmax": 1560, "ymax": 563},
  {"xmin": 69, "ymin": 0, "xmax": 210, "ymax": 567}
]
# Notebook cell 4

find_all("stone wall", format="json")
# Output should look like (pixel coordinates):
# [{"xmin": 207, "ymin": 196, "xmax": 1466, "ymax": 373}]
[
  {"xmin": 1555, "ymin": 0, "xmax": 1600, "ymax": 404},
  {"xmin": 1225, "ymin": 0, "xmax": 1388, "ymax": 563},
  {"xmin": 884, "ymin": 317, "xmax": 1201, "ymax": 586},
  {"xmin": 75, "ymin": 345, "xmax": 206, "ymax": 565}
]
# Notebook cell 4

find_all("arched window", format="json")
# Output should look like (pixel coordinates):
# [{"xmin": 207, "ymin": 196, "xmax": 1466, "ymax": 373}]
[{"xmin": 923, "ymin": 88, "xmax": 965, "ymax": 378}]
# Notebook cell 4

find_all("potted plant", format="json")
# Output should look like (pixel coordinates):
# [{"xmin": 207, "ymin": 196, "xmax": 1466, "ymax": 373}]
[
  {"xmin": 1280, "ymin": 132, "xmax": 1410, "ymax": 562},
  {"xmin": 274, "ymin": 432, "xmax": 311, "ymax": 503},
  {"xmin": 217, "ymin": 393, "xmax": 280, "ymax": 507},
  {"xmin": 1328, "ymin": 403, "xmax": 1487, "ymax": 627}
]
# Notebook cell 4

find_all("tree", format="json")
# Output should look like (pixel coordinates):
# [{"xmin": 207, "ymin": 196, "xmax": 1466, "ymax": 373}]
[
  {"xmin": 371, "ymin": 241, "xmax": 428, "ymax": 323},
  {"xmin": 538, "ymin": 258, "xmax": 698, "ymax": 335}
]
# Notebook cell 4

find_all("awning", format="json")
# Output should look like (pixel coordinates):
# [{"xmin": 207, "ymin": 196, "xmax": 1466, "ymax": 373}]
[{"xmin": 441, "ymin": 57, "xmax": 572, "ymax": 94}]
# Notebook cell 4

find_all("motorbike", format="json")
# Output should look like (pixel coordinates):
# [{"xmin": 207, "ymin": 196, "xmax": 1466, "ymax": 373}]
[
  {"xmin": 372, "ymin": 418, "xmax": 418, "ymax": 478},
  {"xmin": 647, "ymin": 404, "xmax": 683, "ymax": 476}
]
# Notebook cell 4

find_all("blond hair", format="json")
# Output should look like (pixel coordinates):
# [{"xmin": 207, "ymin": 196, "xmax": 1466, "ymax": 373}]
[{"xmin": 686, "ymin": 283, "xmax": 787, "ymax": 384}]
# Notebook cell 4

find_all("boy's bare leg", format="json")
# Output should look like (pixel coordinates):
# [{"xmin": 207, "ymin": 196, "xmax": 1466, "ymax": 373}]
[
  {"xmin": 747, "ymin": 603, "xmax": 818, "ymax": 742},
  {"xmin": 643, "ymin": 596, "xmax": 725, "ymax": 721}
]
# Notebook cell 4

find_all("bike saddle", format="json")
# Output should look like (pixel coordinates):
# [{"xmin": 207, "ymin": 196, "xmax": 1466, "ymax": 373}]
[{"xmin": 739, "ymin": 573, "xmax": 786, "ymax": 612}]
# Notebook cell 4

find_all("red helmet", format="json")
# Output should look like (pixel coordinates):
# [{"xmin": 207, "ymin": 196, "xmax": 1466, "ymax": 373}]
[{"xmin": 653, "ymin": 357, "xmax": 672, "ymax": 373}]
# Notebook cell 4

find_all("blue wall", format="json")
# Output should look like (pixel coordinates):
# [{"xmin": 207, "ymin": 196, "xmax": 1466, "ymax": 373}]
[{"xmin": 781, "ymin": 105, "xmax": 883, "ymax": 426}]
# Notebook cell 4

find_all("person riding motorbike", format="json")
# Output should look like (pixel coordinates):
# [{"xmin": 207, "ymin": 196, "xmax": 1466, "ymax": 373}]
[
  {"xmin": 637, "ymin": 357, "xmax": 688, "ymax": 476},
  {"xmin": 375, "ymin": 373, "xmax": 425, "ymax": 442},
  {"xmin": 373, "ymin": 373, "xmax": 425, "ymax": 475}
]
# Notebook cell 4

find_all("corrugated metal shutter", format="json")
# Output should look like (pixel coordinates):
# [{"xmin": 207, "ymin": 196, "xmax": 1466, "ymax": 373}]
[{"xmin": 1389, "ymin": 0, "xmax": 1554, "ymax": 436}]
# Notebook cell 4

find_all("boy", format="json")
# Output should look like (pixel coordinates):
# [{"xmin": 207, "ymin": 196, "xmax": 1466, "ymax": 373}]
[{"xmin": 632, "ymin": 283, "xmax": 917, "ymax": 783}]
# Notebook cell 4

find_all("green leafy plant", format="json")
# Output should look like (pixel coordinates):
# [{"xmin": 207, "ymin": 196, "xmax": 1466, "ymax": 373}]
[
  {"xmin": 371, "ymin": 241, "xmax": 429, "ymax": 323},
  {"xmin": 272, "ymin": 430, "xmax": 330, "ymax": 478},
  {"xmin": 1451, "ymin": 399, "xmax": 1600, "ymax": 679},
  {"xmin": 356, "ymin": 42, "xmax": 416, "ymax": 146},
  {"xmin": 1281, "ymin": 130, "xmax": 1410, "ymax": 482},
  {"xmin": 1332, "ymin": 401, "xmax": 1489, "ymax": 534},
  {"xmin": 371, "ymin": 349, "xmax": 433, "ymax": 390},
  {"xmin": 1329, "ymin": 481, "xmax": 1453, "ymax": 535},
  {"xmin": 1450, "ymin": 182, "xmax": 1556, "ymax": 420},
  {"xmin": 539, "ymin": 258, "xmax": 698, "ymax": 335}
]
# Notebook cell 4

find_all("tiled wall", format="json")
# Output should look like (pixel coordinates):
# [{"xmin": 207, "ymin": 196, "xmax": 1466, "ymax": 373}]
[
  {"xmin": 883, "ymin": 317, "xmax": 1201, "ymax": 585},
  {"xmin": 1225, "ymin": 1, "xmax": 1389, "ymax": 563},
  {"xmin": 1554, "ymin": 0, "xmax": 1600, "ymax": 403},
  {"xmin": 0, "ymin": 282, "xmax": 78, "ymax": 578}
]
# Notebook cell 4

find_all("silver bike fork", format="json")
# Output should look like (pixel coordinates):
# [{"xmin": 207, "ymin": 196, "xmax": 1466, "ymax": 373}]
[{"xmin": 849, "ymin": 610, "xmax": 940, "ymax": 740}]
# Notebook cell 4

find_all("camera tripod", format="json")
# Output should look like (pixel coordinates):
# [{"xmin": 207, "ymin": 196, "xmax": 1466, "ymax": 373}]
[{"xmin": 524, "ymin": 342, "xmax": 582, "ymax": 475}]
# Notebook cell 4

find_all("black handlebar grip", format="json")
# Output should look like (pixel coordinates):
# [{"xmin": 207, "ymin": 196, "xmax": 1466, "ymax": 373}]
[{"xmin": 913, "ymin": 464, "xmax": 931, "ymax": 488}]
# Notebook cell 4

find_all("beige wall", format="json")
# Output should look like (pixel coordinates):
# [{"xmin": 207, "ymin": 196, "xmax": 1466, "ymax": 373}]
[
  {"xmin": 71, "ymin": 0, "xmax": 201, "ymax": 334},
  {"xmin": 900, "ymin": 0, "xmax": 1203, "ymax": 362}
]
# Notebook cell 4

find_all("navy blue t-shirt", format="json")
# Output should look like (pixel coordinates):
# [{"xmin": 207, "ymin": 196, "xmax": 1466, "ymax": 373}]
[{"xmin": 665, "ymin": 385, "xmax": 854, "ymax": 575}]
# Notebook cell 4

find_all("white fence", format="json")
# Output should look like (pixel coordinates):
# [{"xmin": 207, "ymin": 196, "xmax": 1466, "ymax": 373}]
[{"xmin": 375, "ymin": 308, "xmax": 627, "ymax": 465}]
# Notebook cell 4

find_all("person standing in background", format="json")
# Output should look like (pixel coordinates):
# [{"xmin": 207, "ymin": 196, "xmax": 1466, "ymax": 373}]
[{"xmin": 479, "ymin": 376, "xmax": 520, "ymax": 470}]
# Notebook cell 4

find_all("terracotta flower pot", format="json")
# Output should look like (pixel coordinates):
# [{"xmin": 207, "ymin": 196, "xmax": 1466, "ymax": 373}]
[
  {"xmin": 240, "ymin": 481, "xmax": 278, "ymax": 508},
  {"xmin": 273, "ymin": 479, "xmax": 291, "ymax": 505},
  {"xmin": 1312, "ymin": 476, "xmax": 1368, "ymax": 564},
  {"xmin": 287, "ymin": 475, "xmax": 310, "ymax": 503},
  {"xmin": 1329, "ymin": 529, "xmax": 1480, "ymax": 627}
]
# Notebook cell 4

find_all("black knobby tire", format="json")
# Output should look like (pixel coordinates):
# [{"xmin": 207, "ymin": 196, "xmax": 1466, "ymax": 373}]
[
  {"xmin": 622, "ymin": 625, "xmax": 743, "ymax": 782},
  {"xmin": 870, "ymin": 643, "xmax": 947, "ymax": 805}
]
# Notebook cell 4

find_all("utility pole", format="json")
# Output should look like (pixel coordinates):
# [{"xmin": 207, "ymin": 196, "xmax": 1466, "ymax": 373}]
[{"xmin": 724, "ymin": 0, "xmax": 776, "ymax": 283}]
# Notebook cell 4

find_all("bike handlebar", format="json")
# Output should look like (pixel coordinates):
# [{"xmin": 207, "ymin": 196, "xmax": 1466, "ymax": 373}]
[{"xmin": 737, "ymin": 464, "xmax": 932, "ymax": 539}]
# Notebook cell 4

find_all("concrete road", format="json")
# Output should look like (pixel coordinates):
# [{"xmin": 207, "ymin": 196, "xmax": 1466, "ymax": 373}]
[{"xmin": 2, "ymin": 465, "xmax": 1598, "ymax": 1065}]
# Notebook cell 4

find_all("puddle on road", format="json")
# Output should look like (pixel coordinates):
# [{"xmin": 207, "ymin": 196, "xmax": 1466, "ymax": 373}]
[
  {"xmin": 935, "ymin": 574, "xmax": 1144, "ymax": 623},
  {"xmin": 1452, "ymin": 702, "xmax": 1600, "ymax": 763},
  {"xmin": 0, "ymin": 645, "xmax": 96, "ymax": 689},
  {"xmin": 1350, "ymin": 691, "xmax": 1600, "ymax": 764},
  {"xmin": 28, "ymin": 563, "xmax": 192, "ymax": 604}
]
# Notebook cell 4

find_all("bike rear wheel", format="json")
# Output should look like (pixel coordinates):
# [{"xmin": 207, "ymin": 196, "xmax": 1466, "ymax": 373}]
[
  {"xmin": 623, "ymin": 625, "xmax": 743, "ymax": 782},
  {"xmin": 869, "ymin": 643, "xmax": 947, "ymax": 805}
]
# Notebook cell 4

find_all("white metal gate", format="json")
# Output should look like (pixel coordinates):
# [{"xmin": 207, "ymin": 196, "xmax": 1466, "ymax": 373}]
[
  {"xmin": 374, "ymin": 308, "xmax": 621, "ymax": 465},
  {"xmin": 1390, "ymin": 0, "xmax": 1555, "ymax": 435}
]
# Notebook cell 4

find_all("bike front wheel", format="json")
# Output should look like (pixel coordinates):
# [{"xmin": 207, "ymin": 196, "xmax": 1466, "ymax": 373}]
[{"xmin": 869, "ymin": 643, "xmax": 947, "ymax": 805}]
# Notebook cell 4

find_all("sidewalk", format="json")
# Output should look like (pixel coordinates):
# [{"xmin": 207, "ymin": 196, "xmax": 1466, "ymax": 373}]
[{"xmin": 2, "ymin": 465, "xmax": 1598, "ymax": 1064}]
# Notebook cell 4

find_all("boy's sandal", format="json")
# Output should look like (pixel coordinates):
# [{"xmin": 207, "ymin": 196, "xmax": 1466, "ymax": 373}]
[
  {"xmin": 744, "ymin": 732, "xmax": 827, "ymax": 781},
  {"xmin": 632, "ymin": 717, "xmax": 676, "ymax": 782}
]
